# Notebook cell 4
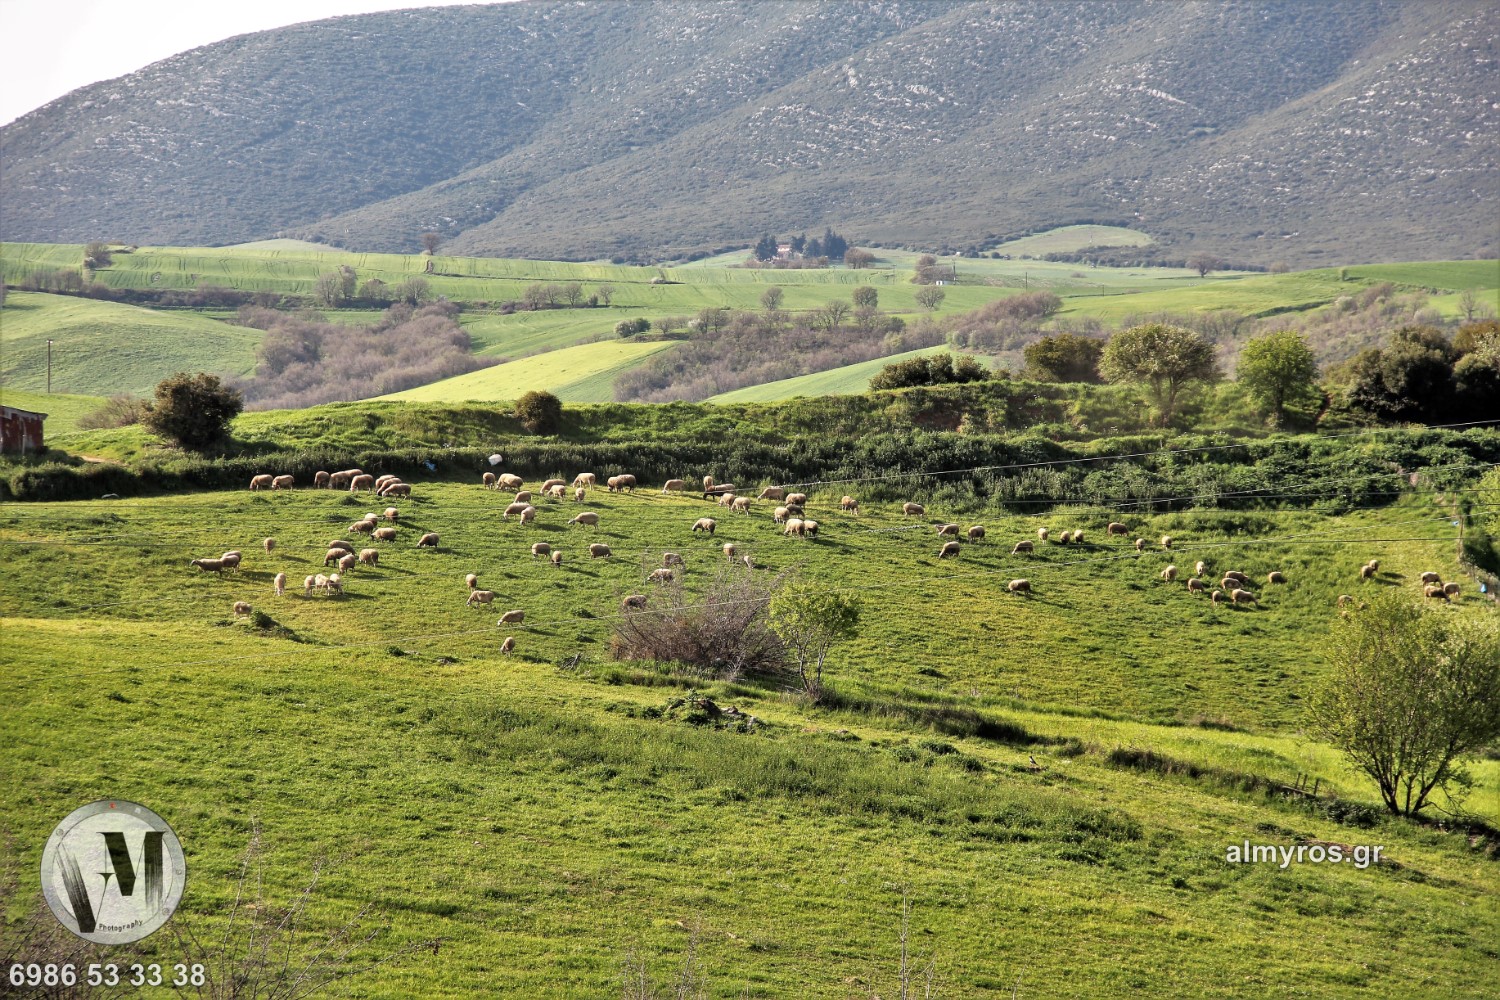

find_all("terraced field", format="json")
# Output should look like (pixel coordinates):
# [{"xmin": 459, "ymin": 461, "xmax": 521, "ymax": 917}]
[
  {"xmin": 382, "ymin": 339, "xmax": 677, "ymax": 404},
  {"xmin": 707, "ymin": 345, "xmax": 960, "ymax": 403}
]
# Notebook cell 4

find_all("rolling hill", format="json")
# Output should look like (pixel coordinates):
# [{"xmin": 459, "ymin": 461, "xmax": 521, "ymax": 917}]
[{"xmin": 1, "ymin": 1, "xmax": 1494, "ymax": 266}]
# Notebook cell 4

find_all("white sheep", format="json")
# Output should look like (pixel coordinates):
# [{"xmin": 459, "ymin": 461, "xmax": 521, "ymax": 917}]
[
  {"xmin": 1231, "ymin": 588, "xmax": 1257, "ymax": 605},
  {"xmin": 607, "ymin": 474, "xmax": 637, "ymax": 492},
  {"xmin": 648, "ymin": 568, "xmax": 674, "ymax": 584},
  {"xmin": 359, "ymin": 548, "xmax": 379, "ymax": 567},
  {"xmin": 723, "ymin": 543, "xmax": 738, "ymax": 560},
  {"xmin": 574, "ymin": 487, "xmax": 587, "ymax": 502},
  {"xmin": 273, "ymin": 572, "xmax": 286, "ymax": 596},
  {"xmin": 328, "ymin": 540, "xmax": 354, "ymax": 553},
  {"xmin": 219, "ymin": 552, "xmax": 242, "ymax": 573},
  {"xmin": 384, "ymin": 507, "xmax": 399, "ymax": 522},
  {"xmin": 938, "ymin": 541, "xmax": 961, "ymax": 559},
  {"xmin": 841, "ymin": 495, "xmax": 859, "ymax": 512},
  {"xmin": 514, "ymin": 491, "xmax": 533, "ymax": 504},
  {"xmin": 519, "ymin": 506, "xmax": 537, "ymax": 526},
  {"xmin": 662, "ymin": 479, "xmax": 688, "ymax": 493},
  {"xmin": 324, "ymin": 547, "xmax": 348, "ymax": 566},
  {"xmin": 731, "ymin": 496, "xmax": 751, "ymax": 514},
  {"xmin": 903, "ymin": 502, "xmax": 925, "ymax": 517},
  {"xmin": 531, "ymin": 542, "xmax": 552, "ymax": 558},
  {"xmin": 743, "ymin": 554, "xmax": 754, "ymax": 570},
  {"xmin": 1211, "ymin": 589, "xmax": 1225, "ymax": 605},
  {"xmin": 702, "ymin": 475, "xmax": 715, "ymax": 493},
  {"xmin": 759, "ymin": 487, "xmax": 787, "ymax": 501},
  {"xmin": 304, "ymin": 574, "xmax": 317, "ymax": 595},
  {"xmin": 1107, "ymin": 522, "xmax": 1129, "ymax": 536},
  {"xmin": 1267, "ymin": 571, "xmax": 1286, "ymax": 584},
  {"xmin": 498, "ymin": 473, "xmax": 524, "ymax": 490},
  {"xmin": 500, "ymin": 637, "xmax": 515, "ymax": 654},
  {"xmin": 313, "ymin": 471, "xmax": 331, "ymax": 488},
  {"xmin": 967, "ymin": 525, "xmax": 985, "ymax": 542},
  {"xmin": 1424, "ymin": 585, "xmax": 1450, "ymax": 602},
  {"xmin": 233, "ymin": 601, "xmax": 252, "ymax": 616},
  {"xmin": 417, "ymin": 532, "xmax": 440, "ymax": 547},
  {"xmin": 498, "ymin": 609, "xmax": 525, "ymax": 624},
  {"xmin": 1195, "ymin": 560, "xmax": 1207, "ymax": 577},
  {"xmin": 588, "ymin": 543, "xmax": 612, "ymax": 559},
  {"xmin": 1337, "ymin": 594, "xmax": 1356, "ymax": 607},
  {"xmin": 263, "ymin": 537, "xmax": 276, "ymax": 553},
  {"xmin": 803, "ymin": 520, "xmax": 819, "ymax": 537},
  {"xmin": 1134, "ymin": 537, "xmax": 1146, "ymax": 552},
  {"xmin": 372, "ymin": 526, "xmax": 397, "ymax": 542},
  {"xmin": 785, "ymin": 492, "xmax": 808, "ymax": 507},
  {"xmin": 692, "ymin": 518, "xmax": 717, "ymax": 534},
  {"xmin": 1012, "ymin": 540, "xmax": 1034, "ymax": 555},
  {"xmin": 467, "ymin": 590, "xmax": 496, "ymax": 607},
  {"xmin": 569, "ymin": 511, "xmax": 600, "ymax": 528},
  {"xmin": 1071, "ymin": 529, "xmax": 1085, "ymax": 544},
  {"xmin": 551, "ymin": 550, "xmax": 563, "ymax": 567},
  {"xmin": 1056, "ymin": 530, "xmax": 1072, "ymax": 544},
  {"xmin": 540, "ymin": 478, "xmax": 566, "ymax": 492},
  {"xmin": 1161, "ymin": 535, "xmax": 1173, "ymax": 550},
  {"xmin": 936, "ymin": 523, "xmax": 960, "ymax": 537},
  {"xmin": 482, "ymin": 472, "xmax": 497, "ymax": 488},
  {"xmin": 1007, "ymin": 579, "xmax": 1031, "ymax": 594},
  {"xmin": 1443, "ymin": 582, "xmax": 1461, "ymax": 597},
  {"xmin": 249, "ymin": 474, "xmax": 274, "ymax": 491},
  {"xmin": 1162, "ymin": 565, "xmax": 1178, "ymax": 582},
  {"xmin": 349, "ymin": 474, "xmax": 376, "ymax": 492},
  {"xmin": 382, "ymin": 482, "xmax": 412, "ymax": 498},
  {"xmin": 338, "ymin": 553, "xmax": 358, "ymax": 572},
  {"xmin": 574, "ymin": 473, "xmax": 596, "ymax": 488},
  {"xmin": 1360, "ymin": 563, "xmax": 1377, "ymax": 579},
  {"xmin": 1186, "ymin": 578, "xmax": 1206, "ymax": 594},
  {"xmin": 326, "ymin": 573, "xmax": 343, "ymax": 595},
  {"xmin": 773, "ymin": 506, "xmax": 791, "ymax": 523},
  {"xmin": 783, "ymin": 518, "xmax": 804, "ymax": 537},
  {"xmin": 466, "ymin": 573, "xmax": 479, "ymax": 590},
  {"xmin": 1037, "ymin": 527, "xmax": 1050, "ymax": 541},
  {"xmin": 547, "ymin": 484, "xmax": 567, "ymax": 499},
  {"xmin": 1419, "ymin": 571, "xmax": 1442, "ymax": 585},
  {"xmin": 503, "ymin": 502, "xmax": 531, "ymax": 519},
  {"xmin": 350, "ymin": 518, "xmax": 377, "ymax": 535}
]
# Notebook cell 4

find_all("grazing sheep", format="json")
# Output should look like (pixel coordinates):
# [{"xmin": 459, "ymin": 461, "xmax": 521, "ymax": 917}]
[
  {"xmin": 1007, "ymin": 579, "xmax": 1031, "ymax": 594},
  {"xmin": 328, "ymin": 540, "xmax": 354, "ymax": 553},
  {"xmin": 1222, "ymin": 571, "xmax": 1250, "ymax": 586},
  {"xmin": 1038, "ymin": 527, "xmax": 1050, "ymax": 541},
  {"xmin": 1056, "ymin": 530, "xmax": 1072, "ymax": 544},
  {"xmin": 1360, "ymin": 564, "xmax": 1377, "ymax": 579},
  {"xmin": 1161, "ymin": 535, "xmax": 1173, "ymax": 550},
  {"xmin": 337, "ymin": 552, "xmax": 357, "ymax": 572},
  {"xmin": 759, "ymin": 487, "xmax": 787, "ymax": 501},
  {"xmin": 375, "ymin": 474, "xmax": 399, "ymax": 489},
  {"xmin": 936, "ymin": 523, "xmax": 961, "ymax": 537},
  {"xmin": 1443, "ymin": 582, "xmax": 1461, "ymax": 597},
  {"xmin": 1424, "ymin": 585, "xmax": 1450, "ymax": 602},
  {"xmin": 273, "ymin": 573, "xmax": 287, "ymax": 596},
  {"xmin": 1011, "ymin": 540, "xmax": 1034, "ymax": 555},
  {"xmin": 783, "ymin": 518, "xmax": 805, "ymax": 537},
  {"xmin": 1231, "ymin": 588, "xmax": 1257, "ymax": 605},
  {"xmin": 1107, "ymin": 522, "xmax": 1129, "ymax": 536},
  {"xmin": 785, "ymin": 492, "xmax": 808, "ymax": 507},
  {"xmin": 382, "ymin": 483, "xmax": 411, "ymax": 498},
  {"xmin": 304, "ymin": 575, "xmax": 317, "ymax": 595},
  {"xmin": 384, "ymin": 507, "xmax": 399, "ymax": 522},
  {"xmin": 569, "ymin": 511, "xmax": 600, "ymax": 528},
  {"xmin": 483, "ymin": 472, "xmax": 497, "ymax": 488},
  {"xmin": 325, "ymin": 549, "xmax": 348, "ymax": 565},
  {"xmin": 903, "ymin": 502, "xmax": 926, "ymax": 517},
  {"xmin": 547, "ymin": 484, "xmax": 567, "ymax": 499},
  {"xmin": 249, "ymin": 474, "xmax": 274, "ymax": 491},
  {"xmin": 1134, "ymin": 537, "xmax": 1147, "ymax": 552},
  {"xmin": 1267, "ymin": 571, "xmax": 1286, "ymax": 584},
  {"xmin": 272, "ymin": 474, "xmax": 294, "ymax": 490},
  {"xmin": 743, "ymin": 554, "xmax": 755, "ymax": 570},
  {"xmin": 234, "ymin": 601, "xmax": 252, "ymax": 616},
  {"xmin": 467, "ymin": 590, "xmax": 496, "ymax": 607},
  {"xmin": 840, "ymin": 495, "xmax": 858, "ymax": 512},
  {"xmin": 1186, "ymin": 577, "xmax": 1206, "ymax": 594},
  {"xmin": 327, "ymin": 470, "xmax": 358, "ymax": 489},
  {"xmin": 372, "ymin": 527, "xmax": 397, "ymax": 542},
  {"xmin": 663, "ymin": 552, "xmax": 685, "ymax": 567},
  {"xmin": 1072, "ymin": 529, "xmax": 1085, "ymax": 545},
  {"xmin": 263, "ymin": 537, "xmax": 276, "ymax": 553},
  {"xmin": 703, "ymin": 475, "xmax": 715, "ymax": 493},
  {"xmin": 938, "ymin": 540, "xmax": 961, "ymax": 559},
  {"xmin": 967, "ymin": 525, "xmax": 986, "ymax": 542},
  {"xmin": 692, "ymin": 518, "xmax": 717, "ymax": 534},
  {"xmin": 705, "ymin": 484, "xmax": 737, "ymax": 499},
  {"xmin": 349, "ymin": 474, "xmax": 376, "ymax": 492},
  {"xmin": 326, "ymin": 573, "xmax": 343, "ymax": 595},
  {"xmin": 607, "ymin": 474, "xmax": 637, "ymax": 492},
  {"xmin": 662, "ymin": 479, "xmax": 688, "ymax": 493},
  {"xmin": 504, "ymin": 502, "xmax": 531, "ymax": 519},
  {"xmin": 622, "ymin": 594, "xmax": 648, "ymax": 611},
  {"xmin": 716, "ymin": 492, "xmax": 738, "ymax": 507},
  {"xmin": 784, "ymin": 503, "xmax": 805, "ymax": 518},
  {"xmin": 773, "ymin": 506, "xmax": 791, "ymax": 523},
  {"xmin": 466, "ymin": 573, "xmax": 479, "ymax": 589},
  {"xmin": 313, "ymin": 573, "xmax": 330, "ymax": 592},
  {"xmin": 519, "ymin": 506, "xmax": 538, "ymax": 526},
  {"xmin": 186, "ymin": 558, "xmax": 222, "ymax": 576},
  {"xmin": 1195, "ymin": 560, "xmax": 1207, "ymax": 577},
  {"xmin": 1162, "ymin": 565, "xmax": 1178, "ymax": 582},
  {"xmin": 498, "ymin": 473, "xmax": 524, "ymax": 491},
  {"xmin": 350, "ymin": 518, "xmax": 377, "ymax": 535},
  {"xmin": 1337, "ymin": 594, "xmax": 1356, "ymax": 607},
  {"xmin": 313, "ymin": 470, "xmax": 331, "ymax": 488},
  {"xmin": 574, "ymin": 473, "xmax": 596, "ymax": 488},
  {"xmin": 359, "ymin": 548, "xmax": 379, "ymax": 567},
  {"xmin": 1366, "ymin": 560, "xmax": 1380, "ymax": 572},
  {"xmin": 219, "ymin": 552, "xmax": 242, "ymax": 573},
  {"xmin": 500, "ymin": 637, "xmax": 515, "ymax": 654},
  {"xmin": 514, "ymin": 491, "xmax": 533, "ymax": 504},
  {"xmin": 648, "ymin": 568, "xmax": 674, "ymax": 584},
  {"xmin": 588, "ymin": 543, "xmax": 612, "ymax": 559},
  {"xmin": 803, "ymin": 520, "xmax": 820, "ymax": 537},
  {"xmin": 1219, "ymin": 575, "xmax": 1242, "ymax": 591},
  {"xmin": 731, "ymin": 496, "xmax": 752, "ymax": 514},
  {"xmin": 573, "ymin": 487, "xmax": 587, "ymax": 503},
  {"xmin": 722, "ymin": 542, "xmax": 740, "ymax": 561},
  {"xmin": 1211, "ymin": 589, "xmax": 1225, "ymax": 605},
  {"xmin": 498, "ymin": 609, "xmax": 525, "ymax": 624},
  {"xmin": 551, "ymin": 550, "xmax": 563, "ymax": 567},
  {"xmin": 416, "ymin": 532, "xmax": 440, "ymax": 547},
  {"xmin": 541, "ymin": 478, "xmax": 566, "ymax": 492},
  {"xmin": 531, "ymin": 542, "xmax": 552, "ymax": 558},
  {"xmin": 1419, "ymin": 571, "xmax": 1442, "ymax": 585}
]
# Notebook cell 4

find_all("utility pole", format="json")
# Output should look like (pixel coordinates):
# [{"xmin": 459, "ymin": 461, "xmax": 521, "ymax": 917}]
[{"xmin": 47, "ymin": 339, "xmax": 53, "ymax": 393}]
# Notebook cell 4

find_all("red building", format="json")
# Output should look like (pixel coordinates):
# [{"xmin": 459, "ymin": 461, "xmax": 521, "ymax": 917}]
[{"xmin": 0, "ymin": 405, "xmax": 46, "ymax": 453}]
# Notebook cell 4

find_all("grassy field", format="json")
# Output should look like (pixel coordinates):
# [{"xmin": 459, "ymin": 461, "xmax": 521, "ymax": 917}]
[
  {"xmin": 382, "ymin": 339, "xmax": 677, "ymax": 404},
  {"xmin": 988, "ymin": 224, "xmax": 1155, "ymax": 256},
  {"xmin": 706, "ymin": 345, "xmax": 960, "ymax": 403},
  {"xmin": 0, "ymin": 291, "xmax": 260, "ymax": 396},
  {"xmin": 1, "ymin": 464, "xmax": 1495, "ymax": 996},
  {"xmin": 0, "ymin": 387, "xmax": 105, "ymax": 434}
]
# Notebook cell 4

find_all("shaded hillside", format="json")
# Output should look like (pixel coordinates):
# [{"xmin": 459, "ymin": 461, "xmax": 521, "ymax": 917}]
[{"xmin": 1, "ymin": 1, "xmax": 1494, "ymax": 266}]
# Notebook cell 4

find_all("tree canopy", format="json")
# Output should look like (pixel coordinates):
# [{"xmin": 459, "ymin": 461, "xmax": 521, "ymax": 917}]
[
  {"xmin": 1235, "ymin": 329, "xmax": 1321, "ymax": 427},
  {"xmin": 1099, "ymin": 323, "xmax": 1219, "ymax": 426},
  {"xmin": 142, "ymin": 372, "xmax": 243, "ymax": 449}
]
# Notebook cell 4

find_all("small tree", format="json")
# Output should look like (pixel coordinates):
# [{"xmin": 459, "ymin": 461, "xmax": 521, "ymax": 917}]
[
  {"xmin": 1236, "ymin": 329, "xmax": 1320, "ymax": 427},
  {"xmin": 83, "ymin": 241, "xmax": 113, "ymax": 268},
  {"xmin": 562, "ymin": 282, "xmax": 585, "ymax": 307},
  {"xmin": 596, "ymin": 284, "xmax": 616, "ymax": 306},
  {"xmin": 822, "ymin": 299, "xmax": 851, "ymax": 330},
  {"xmin": 1308, "ymin": 592, "xmax": 1500, "ymax": 817},
  {"xmin": 514, "ymin": 390, "xmax": 563, "ymax": 434},
  {"xmin": 1023, "ymin": 333, "xmax": 1104, "ymax": 383},
  {"xmin": 844, "ymin": 247, "xmax": 875, "ymax": 269},
  {"xmin": 616, "ymin": 317, "xmax": 650, "ymax": 338},
  {"xmin": 1099, "ymin": 323, "xmax": 1219, "ymax": 426},
  {"xmin": 915, "ymin": 286, "xmax": 945, "ymax": 311},
  {"xmin": 142, "ymin": 372, "xmax": 243, "ymax": 449},
  {"xmin": 760, "ymin": 286, "xmax": 784, "ymax": 311},
  {"xmin": 753, "ymin": 234, "xmax": 778, "ymax": 262},
  {"xmin": 852, "ymin": 286, "xmax": 878, "ymax": 309},
  {"xmin": 913, "ymin": 254, "xmax": 939, "ymax": 284},
  {"xmin": 768, "ymin": 584, "xmax": 861, "ymax": 702},
  {"xmin": 1189, "ymin": 253, "xmax": 1224, "ymax": 278},
  {"xmin": 315, "ymin": 272, "xmax": 348, "ymax": 307},
  {"xmin": 522, "ymin": 283, "xmax": 550, "ymax": 310},
  {"xmin": 420, "ymin": 231, "xmax": 442, "ymax": 255},
  {"xmin": 392, "ymin": 277, "xmax": 431, "ymax": 306}
]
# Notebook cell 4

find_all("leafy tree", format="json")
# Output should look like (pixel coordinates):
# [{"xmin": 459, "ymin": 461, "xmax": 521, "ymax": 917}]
[
  {"xmin": 760, "ymin": 286, "xmax": 784, "ymax": 311},
  {"xmin": 615, "ymin": 317, "xmax": 651, "ymax": 338},
  {"xmin": 915, "ymin": 286, "xmax": 945, "ymax": 311},
  {"xmin": 358, "ymin": 278, "xmax": 390, "ymax": 303},
  {"xmin": 1308, "ymin": 592, "xmax": 1500, "ymax": 816},
  {"xmin": 83, "ymin": 242, "xmax": 113, "ymax": 268},
  {"xmin": 142, "ymin": 372, "xmax": 243, "ymax": 449},
  {"xmin": 1189, "ymin": 253, "xmax": 1224, "ymax": 278},
  {"xmin": 913, "ymin": 254, "xmax": 939, "ymax": 285},
  {"xmin": 820, "ymin": 227, "xmax": 848, "ymax": 261},
  {"xmin": 844, "ymin": 248, "xmax": 875, "ymax": 269},
  {"xmin": 420, "ymin": 231, "xmax": 442, "ymax": 255},
  {"xmin": 1236, "ymin": 329, "xmax": 1320, "ymax": 427},
  {"xmin": 514, "ymin": 390, "xmax": 563, "ymax": 434},
  {"xmin": 768, "ymin": 583, "xmax": 861, "ymax": 702},
  {"xmin": 869, "ymin": 353, "xmax": 987, "ymax": 391},
  {"xmin": 1343, "ymin": 325, "xmax": 1458, "ymax": 422},
  {"xmin": 1454, "ymin": 320, "xmax": 1500, "ymax": 355},
  {"xmin": 852, "ymin": 286, "xmax": 878, "ymax": 309},
  {"xmin": 1454, "ymin": 344, "xmax": 1500, "ymax": 420},
  {"xmin": 753, "ymin": 234, "xmax": 778, "ymax": 261},
  {"xmin": 822, "ymin": 299, "xmax": 851, "ymax": 331},
  {"xmin": 392, "ymin": 277, "xmax": 431, "ymax": 306},
  {"xmin": 1022, "ymin": 333, "xmax": 1104, "ymax": 383},
  {"xmin": 789, "ymin": 233, "xmax": 807, "ymax": 256},
  {"xmin": 1099, "ymin": 323, "xmax": 1218, "ymax": 426}
]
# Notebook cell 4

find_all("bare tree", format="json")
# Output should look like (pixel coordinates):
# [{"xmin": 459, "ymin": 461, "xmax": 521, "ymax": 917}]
[
  {"xmin": 760, "ymin": 286, "xmax": 784, "ymax": 311},
  {"xmin": 1189, "ymin": 253, "xmax": 1224, "ymax": 278},
  {"xmin": 915, "ymin": 286, "xmax": 946, "ymax": 311},
  {"xmin": 563, "ymin": 282, "xmax": 585, "ymax": 307},
  {"xmin": 596, "ymin": 284, "xmax": 616, "ymax": 306},
  {"xmin": 420, "ymin": 231, "xmax": 442, "ymax": 255}
]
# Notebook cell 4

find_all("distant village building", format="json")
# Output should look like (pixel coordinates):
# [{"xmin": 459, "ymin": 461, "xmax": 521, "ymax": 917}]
[
  {"xmin": 0, "ymin": 405, "xmax": 46, "ymax": 453},
  {"xmin": 776, "ymin": 243, "xmax": 794, "ymax": 259}
]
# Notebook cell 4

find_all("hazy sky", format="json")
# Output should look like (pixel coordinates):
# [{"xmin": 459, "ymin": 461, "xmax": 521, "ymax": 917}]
[{"xmin": 0, "ymin": 0, "xmax": 513, "ymax": 126}]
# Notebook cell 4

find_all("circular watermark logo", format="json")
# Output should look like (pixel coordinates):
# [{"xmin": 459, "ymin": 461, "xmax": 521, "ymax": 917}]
[{"xmin": 40, "ymin": 800, "xmax": 186, "ymax": 944}]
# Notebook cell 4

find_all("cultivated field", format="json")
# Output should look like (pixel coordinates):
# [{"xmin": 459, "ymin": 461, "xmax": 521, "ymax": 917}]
[{"xmin": 382, "ymin": 340, "xmax": 678, "ymax": 404}]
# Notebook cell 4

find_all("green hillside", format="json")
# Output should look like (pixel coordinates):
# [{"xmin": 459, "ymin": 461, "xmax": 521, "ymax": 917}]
[
  {"xmin": 989, "ymin": 224, "xmax": 1155, "ymax": 256},
  {"xmin": 0, "ymin": 291, "xmax": 260, "ymax": 396},
  {"xmin": 382, "ymin": 339, "xmax": 677, "ymax": 404},
  {"xmin": 707, "ymin": 345, "xmax": 958, "ymax": 403},
  {"xmin": 0, "ymin": 387, "xmax": 105, "ymax": 434}
]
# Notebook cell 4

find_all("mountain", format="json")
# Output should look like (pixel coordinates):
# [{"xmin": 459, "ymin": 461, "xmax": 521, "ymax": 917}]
[{"xmin": 2, "ymin": 1, "xmax": 1495, "ymax": 265}]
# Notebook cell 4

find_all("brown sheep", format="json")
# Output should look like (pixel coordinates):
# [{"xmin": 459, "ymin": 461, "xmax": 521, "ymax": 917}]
[
  {"xmin": 327, "ymin": 540, "xmax": 354, "ymax": 553},
  {"xmin": 1162, "ymin": 565, "xmax": 1178, "ymax": 582},
  {"xmin": 531, "ymin": 542, "xmax": 552, "ymax": 558},
  {"xmin": 384, "ymin": 507, "xmax": 399, "ymax": 522},
  {"xmin": 663, "ymin": 552, "xmax": 685, "ymax": 567},
  {"xmin": 1267, "ymin": 571, "xmax": 1286, "ymax": 584},
  {"xmin": 1337, "ymin": 594, "xmax": 1356, "ymax": 607},
  {"xmin": 622, "ymin": 594, "xmax": 648, "ymax": 611},
  {"xmin": 841, "ymin": 495, "xmax": 859, "ymax": 512},
  {"xmin": 648, "ymin": 568, "xmax": 674, "ymax": 584},
  {"xmin": 967, "ymin": 525, "xmax": 986, "ymax": 542},
  {"xmin": 249, "ymin": 474, "xmax": 274, "ymax": 491},
  {"xmin": 1071, "ymin": 529, "xmax": 1085, "ymax": 545},
  {"xmin": 1231, "ymin": 588, "xmax": 1257, "ymax": 605},
  {"xmin": 803, "ymin": 520, "xmax": 820, "ymax": 537},
  {"xmin": 1360, "ymin": 564, "xmax": 1377, "ymax": 579},
  {"xmin": 233, "ymin": 601, "xmax": 252, "ymax": 616},
  {"xmin": 1012, "ymin": 540, "xmax": 1034, "ymax": 555},
  {"xmin": 936, "ymin": 523, "xmax": 961, "ymax": 537},
  {"xmin": 1424, "ymin": 585, "xmax": 1450, "ymax": 602},
  {"xmin": 1037, "ymin": 527, "xmax": 1050, "ymax": 541},
  {"xmin": 500, "ymin": 637, "xmax": 515, "ymax": 654},
  {"xmin": 467, "ymin": 590, "xmax": 496, "ymax": 607},
  {"xmin": 514, "ymin": 491, "xmax": 533, "ymax": 505},
  {"xmin": 271, "ymin": 474, "xmax": 294, "ymax": 490},
  {"xmin": 380, "ymin": 482, "xmax": 412, "ymax": 499},
  {"xmin": 569, "ymin": 511, "xmax": 600, "ymax": 528},
  {"xmin": 483, "ymin": 472, "xmax": 497, "ymax": 488},
  {"xmin": 313, "ymin": 470, "xmax": 331, "ymax": 488},
  {"xmin": 1107, "ymin": 522, "xmax": 1129, "ymax": 536},
  {"xmin": 938, "ymin": 540, "xmax": 961, "ymax": 559},
  {"xmin": 661, "ymin": 479, "xmax": 688, "ymax": 494},
  {"xmin": 608, "ymin": 474, "xmax": 637, "ymax": 492},
  {"xmin": 273, "ymin": 572, "xmax": 287, "ymax": 596},
  {"xmin": 1443, "ymin": 582, "xmax": 1460, "ymax": 597},
  {"xmin": 350, "ymin": 518, "xmax": 377, "ymax": 535},
  {"xmin": 540, "ymin": 479, "xmax": 566, "ymax": 492},
  {"xmin": 498, "ymin": 609, "xmax": 526, "ymax": 624},
  {"xmin": 589, "ymin": 543, "xmax": 612, "ymax": 559},
  {"xmin": 359, "ymin": 548, "xmax": 379, "ymax": 567},
  {"xmin": 263, "ymin": 537, "xmax": 276, "ymax": 553},
  {"xmin": 902, "ymin": 502, "xmax": 925, "ymax": 517},
  {"xmin": 692, "ymin": 518, "xmax": 717, "ymax": 534},
  {"xmin": 416, "ymin": 532, "xmax": 440, "ymax": 547},
  {"xmin": 574, "ymin": 487, "xmax": 587, "ymax": 502},
  {"xmin": 1211, "ymin": 589, "xmax": 1225, "ymax": 605},
  {"xmin": 1419, "ymin": 571, "xmax": 1442, "ymax": 585},
  {"xmin": 372, "ymin": 526, "xmax": 397, "ymax": 542},
  {"xmin": 759, "ymin": 487, "xmax": 787, "ymax": 501},
  {"xmin": 773, "ymin": 506, "xmax": 791, "ymax": 523},
  {"xmin": 1007, "ymin": 579, "xmax": 1031, "ymax": 594}
]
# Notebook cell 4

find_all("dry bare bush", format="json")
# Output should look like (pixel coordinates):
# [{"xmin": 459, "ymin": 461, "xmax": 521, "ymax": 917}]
[{"xmin": 611, "ymin": 566, "xmax": 785, "ymax": 679}]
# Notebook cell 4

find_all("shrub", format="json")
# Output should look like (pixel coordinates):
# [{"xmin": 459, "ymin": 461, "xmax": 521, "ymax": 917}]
[
  {"xmin": 611, "ymin": 567, "xmax": 784, "ymax": 679},
  {"xmin": 141, "ymin": 372, "xmax": 243, "ymax": 450},
  {"xmin": 78, "ymin": 394, "xmax": 150, "ymax": 430},
  {"xmin": 513, "ymin": 391, "xmax": 564, "ymax": 434}
]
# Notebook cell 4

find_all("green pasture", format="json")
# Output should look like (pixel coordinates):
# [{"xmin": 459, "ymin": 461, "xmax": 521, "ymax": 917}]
[
  {"xmin": 382, "ymin": 339, "xmax": 677, "ymax": 404},
  {"xmin": 0, "ymin": 291, "xmax": 260, "ymax": 396},
  {"xmin": 0, "ymin": 387, "xmax": 106, "ymax": 434},
  {"xmin": 987, "ymin": 224, "xmax": 1156, "ymax": 256},
  {"xmin": 1, "ymin": 478, "xmax": 1495, "ymax": 997},
  {"xmin": 706, "ymin": 345, "xmax": 960, "ymax": 403}
]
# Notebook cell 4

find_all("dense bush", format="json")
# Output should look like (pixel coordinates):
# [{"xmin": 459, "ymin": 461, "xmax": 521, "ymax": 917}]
[
  {"xmin": 514, "ymin": 390, "xmax": 564, "ymax": 434},
  {"xmin": 142, "ymin": 372, "xmax": 243, "ymax": 449}
]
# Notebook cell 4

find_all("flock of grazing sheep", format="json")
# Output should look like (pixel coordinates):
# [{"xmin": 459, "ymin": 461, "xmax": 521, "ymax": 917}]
[{"xmin": 200, "ymin": 466, "xmax": 1465, "ymax": 653}]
